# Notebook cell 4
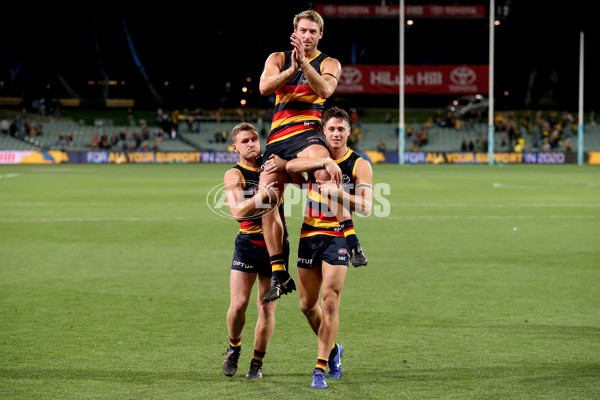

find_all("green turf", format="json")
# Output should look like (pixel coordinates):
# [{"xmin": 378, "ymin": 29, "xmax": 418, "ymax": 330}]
[{"xmin": 0, "ymin": 164, "xmax": 599, "ymax": 399}]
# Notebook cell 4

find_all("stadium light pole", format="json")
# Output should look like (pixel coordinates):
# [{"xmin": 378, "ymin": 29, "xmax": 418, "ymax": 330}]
[
  {"xmin": 578, "ymin": 31, "xmax": 584, "ymax": 166},
  {"xmin": 487, "ymin": 0, "xmax": 495, "ymax": 165},
  {"xmin": 398, "ymin": 0, "xmax": 405, "ymax": 165}
]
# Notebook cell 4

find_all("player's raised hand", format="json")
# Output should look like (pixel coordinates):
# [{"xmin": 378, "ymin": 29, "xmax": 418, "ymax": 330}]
[
  {"xmin": 264, "ymin": 154, "xmax": 287, "ymax": 174},
  {"xmin": 318, "ymin": 182, "xmax": 342, "ymax": 199},
  {"xmin": 290, "ymin": 33, "xmax": 305, "ymax": 64}
]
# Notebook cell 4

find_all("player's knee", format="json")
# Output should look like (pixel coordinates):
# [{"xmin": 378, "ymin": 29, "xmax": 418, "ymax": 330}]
[
  {"xmin": 321, "ymin": 295, "xmax": 339, "ymax": 317},
  {"xmin": 257, "ymin": 303, "xmax": 276, "ymax": 320},
  {"xmin": 300, "ymin": 301, "xmax": 318, "ymax": 318},
  {"xmin": 230, "ymin": 298, "xmax": 249, "ymax": 315}
]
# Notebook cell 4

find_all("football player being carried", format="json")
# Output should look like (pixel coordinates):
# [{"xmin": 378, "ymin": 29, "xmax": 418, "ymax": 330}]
[{"xmin": 258, "ymin": 9, "xmax": 367, "ymax": 304}]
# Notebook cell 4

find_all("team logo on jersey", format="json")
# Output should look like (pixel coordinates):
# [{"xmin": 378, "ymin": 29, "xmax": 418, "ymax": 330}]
[
  {"xmin": 248, "ymin": 184, "xmax": 259, "ymax": 195},
  {"xmin": 338, "ymin": 248, "xmax": 348, "ymax": 255}
]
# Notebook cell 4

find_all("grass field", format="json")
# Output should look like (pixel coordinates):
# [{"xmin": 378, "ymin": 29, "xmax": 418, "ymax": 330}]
[{"xmin": 1, "ymin": 163, "xmax": 599, "ymax": 399}]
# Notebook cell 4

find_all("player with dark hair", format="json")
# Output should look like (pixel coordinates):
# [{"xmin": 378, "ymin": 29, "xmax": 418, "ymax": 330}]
[{"xmin": 283, "ymin": 106, "xmax": 373, "ymax": 388}]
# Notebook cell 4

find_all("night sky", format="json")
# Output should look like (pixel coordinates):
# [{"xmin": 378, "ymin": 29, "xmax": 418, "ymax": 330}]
[{"xmin": 1, "ymin": 0, "xmax": 597, "ymax": 111}]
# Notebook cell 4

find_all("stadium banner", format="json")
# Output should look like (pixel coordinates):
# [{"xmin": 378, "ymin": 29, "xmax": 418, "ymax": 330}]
[
  {"xmin": 379, "ymin": 151, "xmax": 578, "ymax": 164},
  {"xmin": 0, "ymin": 150, "xmax": 583, "ymax": 165},
  {"xmin": 588, "ymin": 151, "xmax": 600, "ymax": 165},
  {"xmin": 315, "ymin": 4, "xmax": 486, "ymax": 18},
  {"xmin": 0, "ymin": 150, "xmax": 68, "ymax": 164},
  {"xmin": 74, "ymin": 151, "xmax": 241, "ymax": 164},
  {"xmin": 337, "ymin": 65, "xmax": 488, "ymax": 95},
  {"xmin": 200, "ymin": 152, "xmax": 240, "ymax": 164},
  {"xmin": 68, "ymin": 151, "xmax": 204, "ymax": 164}
]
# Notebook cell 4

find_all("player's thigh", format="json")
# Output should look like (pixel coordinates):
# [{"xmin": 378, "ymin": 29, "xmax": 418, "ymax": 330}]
[
  {"xmin": 229, "ymin": 269, "xmax": 257, "ymax": 306},
  {"xmin": 259, "ymin": 170, "xmax": 287, "ymax": 193},
  {"xmin": 298, "ymin": 144, "xmax": 332, "ymax": 181},
  {"xmin": 297, "ymin": 144, "xmax": 330, "ymax": 160},
  {"xmin": 321, "ymin": 261, "xmax": 347, "ymax": 299}
]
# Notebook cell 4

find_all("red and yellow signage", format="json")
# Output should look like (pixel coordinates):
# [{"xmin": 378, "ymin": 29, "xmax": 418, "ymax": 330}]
[{"xmin": 337, "ymin": 65, "xmax": 489, "ymax": 95}]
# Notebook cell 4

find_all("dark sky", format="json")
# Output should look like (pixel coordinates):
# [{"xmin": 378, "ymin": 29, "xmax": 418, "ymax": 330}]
[{"xmin": 1, "ymin": 1, "xmax": 598, "ymax": 111}]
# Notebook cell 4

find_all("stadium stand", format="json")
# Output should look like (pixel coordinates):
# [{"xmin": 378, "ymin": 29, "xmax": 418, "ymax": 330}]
[
  {"xmin": 0, "ymin": 120, "xmax": 198, "ymax": 152},
  {"xmin": 0, "ymin": 134, "xmax": 40, "ymax": 150},
  {"xmin": 2, "ymin": 117, "xmax": 600, "ymax": 153},
  {"xmin": 389, "ymin": 122, "xmax": 600, "ymax": 153},
  {"xmin": 178, "ymin": 121, "xmax": 265, "ymax": 152}
]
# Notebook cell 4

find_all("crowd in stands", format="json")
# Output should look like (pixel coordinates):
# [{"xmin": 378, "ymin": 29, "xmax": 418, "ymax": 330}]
[
  {"xmin": 1, "ymin": 115, "xmax": 45, "ymax": 139},
  {"xmin": 417, "ymin": 108, "xmax": 593, "ymax": 153},
  {"xmin": 56, "ymin": 132, "xmax": 73, "ymax": 148},
  {"xmin": 2, "ymin": 104, "xmax": 599, "ymax": 154},
  {"xmin": 84, "ymin": 124, "xmax": 166, "ymax": 152},
  {"xmin": 494, "ymin": 109, "xmax": 581, "ymax": 153}
]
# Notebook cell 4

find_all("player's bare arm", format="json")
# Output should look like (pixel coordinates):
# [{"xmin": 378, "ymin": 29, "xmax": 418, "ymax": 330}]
[
  {"xmin": 302, "ymin": 57, "xmax": 341, "ymax": 100},
  {"xmin": 224, "ymin": 169, "xmax": 279, "ymax": 221},
  {"xmin": 259, "ymin": 52, "xmax": 299, "ymax": 96},
  {"xmin": 321, "ymin": 159, "xmax": 373, "ymax": 216},
  {"xmin": 262, "ymin": 154, "xmax": 307, "ymax": 188},
  {"xmin": 290, "ymin": 30, "xmax": 340, "ymax": 99},
  {"xmin": 286, "ymin": 156, "xmax": 343, "ymax": 186}
]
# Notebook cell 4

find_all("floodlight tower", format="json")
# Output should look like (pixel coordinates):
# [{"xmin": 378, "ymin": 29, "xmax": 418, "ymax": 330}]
[
  {"xmin": 488, "ymin": 0, "xmax": 495, "ymax": 165},
  {"xmin": 398, "ymin": 0, "xmax": 405, "ymax": 165},
  {"xmin": 578, "ymin": 31, "xmax": 584, "ymax": 166}
]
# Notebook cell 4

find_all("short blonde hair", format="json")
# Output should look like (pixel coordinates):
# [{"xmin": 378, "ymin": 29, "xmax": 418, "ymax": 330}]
[
  {"xmin": 293, "ymin": 10, "xmax": 324, "ymax": 32},
  {"xmin": 231, "ymin": 122, "xmax": 258, "ymax": 143}
]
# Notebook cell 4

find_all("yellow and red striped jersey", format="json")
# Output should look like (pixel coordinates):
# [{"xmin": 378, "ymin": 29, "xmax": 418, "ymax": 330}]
[
  {"xmin": 300, "ymin": 149, "xmax": 362, "ymax": 238},
  {"xmin": 267, "ymin": 50, "xmax": 331, "ymax": 145}
]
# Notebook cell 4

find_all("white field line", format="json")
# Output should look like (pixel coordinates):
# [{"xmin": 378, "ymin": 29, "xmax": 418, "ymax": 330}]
[
  {"xmin": 0, "ymin": 215, "xmax": 596, "ymax": 223},
  {"xmin": 389, "ymin": 203, "xmax": 600, "ymax": 208},
  {"xmin": 24, "ymin": 168, "xmax": 97, "ymax": 173},
  {"xmin": 4, "ymin": 202, "xmax": 600, "ymax": 209},
  {"xmin": 2, "ymin": 202, "xmax": 199, "ymax": 207},
  {"xmin": 0, "ymin": 217, "xmax": 199, "ymax": 223},
  {"xmin": 384, "ymin": 215, "xmax": 597, "ymax": 220},
  {"xmin": 492, "ymin": 182, "xmax": 600, "ymax": 189}
]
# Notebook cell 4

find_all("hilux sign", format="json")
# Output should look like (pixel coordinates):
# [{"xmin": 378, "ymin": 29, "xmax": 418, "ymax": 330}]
[{"xmin": 336, "ymin": 65, "xmax": 489, "ymax": 95}]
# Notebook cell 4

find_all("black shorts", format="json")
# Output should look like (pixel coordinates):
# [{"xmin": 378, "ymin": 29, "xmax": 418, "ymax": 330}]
[
  {"xmin": 231, "ymin": 234, "xmax": 290, "ymax": 277},
  {"xmin": 297, "ymin": 235, "xmax": 349, "ymax": 269},
  {"xmin": 261, "ymin": 129, "xmax": 328, "ymax": 169}
]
